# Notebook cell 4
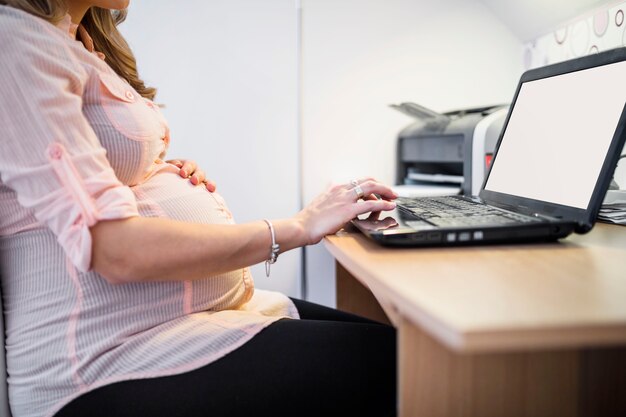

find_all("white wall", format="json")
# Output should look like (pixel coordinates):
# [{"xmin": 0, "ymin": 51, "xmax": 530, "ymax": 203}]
[
  {"xmin": 524, "ymin": 1, "xmax": 626, "ymax": 188},
  {"xmin": 301, "ymin": 0, "xmax": 524, "ymax": 306},
  {"xmin": 478, "ymin": 0, "xmax": 612, "ymax": 41},
  {"xmin": 119, "ymin": 0, "xmax": 527, "ymax": 307},
  {"xmin": 120, "ymin": 0, "xmax": 302, "ymax": 297}
]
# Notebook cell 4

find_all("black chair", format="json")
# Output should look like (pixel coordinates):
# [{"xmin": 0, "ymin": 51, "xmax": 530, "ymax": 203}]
[{"xmin": 0, "ymin": 277, "xmax": 12, "ymax": 417}]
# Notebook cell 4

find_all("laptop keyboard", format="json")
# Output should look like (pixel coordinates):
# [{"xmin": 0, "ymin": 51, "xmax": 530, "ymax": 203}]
[{"xmin": 397, "ymin": 196, "xmax": 541, "ymax": 227}]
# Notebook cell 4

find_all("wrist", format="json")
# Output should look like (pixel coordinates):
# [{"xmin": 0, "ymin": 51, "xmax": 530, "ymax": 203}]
[{"xmin": 273, "ymin": 217, "xmax": 310, "ymax": 249}]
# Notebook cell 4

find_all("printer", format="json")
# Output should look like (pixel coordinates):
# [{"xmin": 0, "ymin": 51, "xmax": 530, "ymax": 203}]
[{"xmin": 393, "ymin": 102, "xmax": 509, "ymax": 196}]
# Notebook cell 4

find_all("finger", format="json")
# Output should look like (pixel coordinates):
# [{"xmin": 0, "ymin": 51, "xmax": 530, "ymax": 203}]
[
  {"xmin": 357, "ymin": 176, "xmax": 378, "ymax": 184},
  {"xmin": 364, "ymin": 195, "xmax": 382, "ymax": 221},
  {"xmin": 351, "ymin": 199, "xmax": 396, "ymax": 218},
  {"xmin": 180, "ymin": 160, "xmax": 197, "ymax": 178},
  {"xmin": 369, "ymin": 193, "xmax": 385, "ymax": 202},
  {"xmin": 345, "ymin": 177, "xmax": 376, "ymax": 189},
  {"xmin": 345, "ymin": 183, "xmax": 380, "ymax": 202},
  {"xmin": 355, "ymin": 180, "xmax": 398, "ymax": 200},
  {"xmin": 167, "ymin": 159, "xmax": 183, "ymax": 168},
  {"xmin": 205, "ymin": 179, "xmax": 217, "ymax": 192},
  {"xmin": 190, "ymin": 169, "xmax": 206, "ymax": 186}
]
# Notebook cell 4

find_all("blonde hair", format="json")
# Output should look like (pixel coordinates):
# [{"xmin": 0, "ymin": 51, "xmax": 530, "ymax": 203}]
[{"xmin": 0, "ymin": 0, "xmax": 156, "ymax": 100}]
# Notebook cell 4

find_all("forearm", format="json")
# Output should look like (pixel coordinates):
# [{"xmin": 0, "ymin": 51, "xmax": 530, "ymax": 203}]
[
  {"xmin": 91, "ymin": 216, "xmax": 306, "ymax": 284},
  {"xmin": 91, "ymin": 178, "xmax": 397, "ymax": 284}
]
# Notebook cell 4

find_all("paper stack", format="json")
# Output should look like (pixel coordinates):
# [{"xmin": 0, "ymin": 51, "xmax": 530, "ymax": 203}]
[{"xmin": 598, "ymin": 190, "xmax": 626, "ymax": 225}]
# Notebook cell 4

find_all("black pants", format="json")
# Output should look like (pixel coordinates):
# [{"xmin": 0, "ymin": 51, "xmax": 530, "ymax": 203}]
[{"xmin": 55, "ymin": 298, "xmax": 397, "ymax": 417}]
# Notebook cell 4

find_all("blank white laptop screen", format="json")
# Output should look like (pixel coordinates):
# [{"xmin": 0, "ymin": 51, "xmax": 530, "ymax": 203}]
[{"xmin": 485, "ymin": 60, "xmax": 626, "ymax": 209}]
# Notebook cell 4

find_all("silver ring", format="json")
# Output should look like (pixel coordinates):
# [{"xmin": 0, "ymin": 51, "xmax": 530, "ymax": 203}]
[
  {"xmin": 350, "ymin": 179, "xmax": 359, "ymax": 187},
  {"xmin": 353, "ymin": 185, "xmax": 364, "ymax": 199}
]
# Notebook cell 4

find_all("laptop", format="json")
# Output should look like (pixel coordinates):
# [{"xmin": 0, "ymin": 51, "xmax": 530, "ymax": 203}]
[{"xmin": 353, "ymin": 47, "xmax": 626, "ymax": 247}]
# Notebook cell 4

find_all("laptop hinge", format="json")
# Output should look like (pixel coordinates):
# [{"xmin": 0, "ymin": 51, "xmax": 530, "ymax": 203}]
[{"xmin": 530, "ymin": 212, "xmax": 562, "ymax": 222}]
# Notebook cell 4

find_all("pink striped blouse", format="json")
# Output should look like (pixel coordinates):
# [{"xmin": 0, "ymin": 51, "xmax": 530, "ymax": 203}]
[{"xmin": 0, "ymin": 6, "xmax": 298, "ymax": 417}]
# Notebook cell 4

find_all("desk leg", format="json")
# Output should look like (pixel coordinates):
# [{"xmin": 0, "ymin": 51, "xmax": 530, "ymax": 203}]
[
  {"xmin": 335, "ymin": 262, "xmax": 391, "ymax": 325},
  {"xmin": 398, "ymin": 317, "xmax": 626, "ymax": 417}
]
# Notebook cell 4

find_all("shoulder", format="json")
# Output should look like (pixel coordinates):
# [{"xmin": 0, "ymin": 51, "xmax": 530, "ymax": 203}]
[
  {"xmin": 0, "ymin": 6, "xmax": 89, "ymax": 84},
  {"xmin": 0, "ymin": 6, "xmax": 76, "ymax": 61},
  {"xmin": 0, "ymin": 5, "xmax": 65, "ymax": 40}
]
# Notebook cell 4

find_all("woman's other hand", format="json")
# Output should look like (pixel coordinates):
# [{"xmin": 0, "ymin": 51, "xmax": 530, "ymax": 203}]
[
  {"xmin": 166, "ymin": 159, "xmax": 217, "ymax": 192},
  {"xmin": 294, "ymin": 178, "xmax": 397, "ymax": 245}
]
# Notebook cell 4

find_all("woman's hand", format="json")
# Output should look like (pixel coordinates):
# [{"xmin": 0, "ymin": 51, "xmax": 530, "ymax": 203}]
[
  {"xmin": 166, "ymin": 159, "xmax": 217, "ymax": 192},
  {"xmin": 294, "ymin": 178, "xmax": 397, "ymax": 245}
]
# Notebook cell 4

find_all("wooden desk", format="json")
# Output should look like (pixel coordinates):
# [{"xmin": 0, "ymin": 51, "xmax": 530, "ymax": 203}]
[{"xmin": 324, "ymin": 223, "xmax": 626, "ymax": 417}]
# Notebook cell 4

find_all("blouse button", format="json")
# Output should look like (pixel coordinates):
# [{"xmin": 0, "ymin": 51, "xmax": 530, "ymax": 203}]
[
  {"xmin": 48, "ymin": 143, "xmax": 63, "ymax": 160},
  {"xmin": 125, "ymin": 90, "xmax": 135, "ymax": 101}
]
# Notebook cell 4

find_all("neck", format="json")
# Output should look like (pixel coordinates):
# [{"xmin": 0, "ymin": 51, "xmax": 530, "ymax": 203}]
[{"xmin": 67, "ymin": 2, "xmax": 91, "ymax": 24}]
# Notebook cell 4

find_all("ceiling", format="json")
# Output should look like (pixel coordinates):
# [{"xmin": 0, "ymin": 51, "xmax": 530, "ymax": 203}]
[{"xmin": 478, "ymin": 0, "xmax": 614, "ymax": 41}]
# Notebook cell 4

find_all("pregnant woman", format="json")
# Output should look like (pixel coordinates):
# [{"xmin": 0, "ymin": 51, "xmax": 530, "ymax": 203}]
[{"xmin": 0, "ymin": 1, "xmax": 397, "ymax": 417}]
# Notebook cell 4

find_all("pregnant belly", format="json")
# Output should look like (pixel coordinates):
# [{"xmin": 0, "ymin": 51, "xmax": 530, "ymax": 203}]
[
  {"xmin": 133, "ymin": 166, "xmax": 234, "ymax": 225},
  {"xmin": 131, "ymin": 166, "xmax": 254, "ymax": 311}
]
